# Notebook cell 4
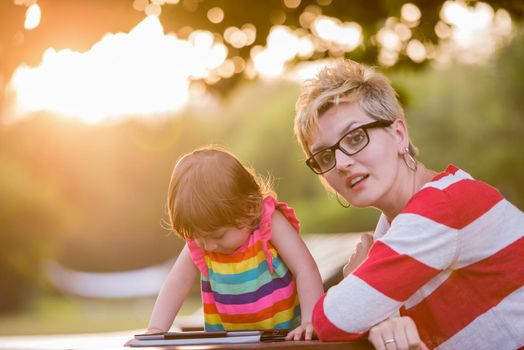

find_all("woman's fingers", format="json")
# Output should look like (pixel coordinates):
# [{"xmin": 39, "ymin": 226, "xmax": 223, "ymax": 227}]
[
  {"xmin": 369, "ymin": 322, "xmax": 396, "ymax": 350},
  {"xmin": 391, "ymin": 322, "xmax": 409, "ymax": 350},
  {"xmin": 402, "ymin": 317, "xmax": 425, "ymax": 350},
  {"xmin": 343, "ymin": 234, "xmax": 374, "ymax": 277},
  {"xmin": 361, "ymin": 233, "xmax": 374, "ymax": 250},
  {"xmin": 368, "ymin": 324, "xmax": 387, "ymax": 350},
  {"xmin": 368, "ymin": 317, "xmax": 429, "ymax": 350}
]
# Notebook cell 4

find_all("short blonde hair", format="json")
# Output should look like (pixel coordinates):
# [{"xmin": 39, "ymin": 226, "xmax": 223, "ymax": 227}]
[
  {"xmin": 294, "ymin": 59, "xmax": 416, "ymax": 157},
  {"xmin": 166, "ymin": 146, "xmax": 273, "ymax": 240}
]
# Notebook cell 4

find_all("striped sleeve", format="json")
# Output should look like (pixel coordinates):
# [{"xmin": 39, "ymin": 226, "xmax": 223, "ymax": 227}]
[{"xmin": 313, "ymin": 172, "xmax": 504, "ymax": 341}]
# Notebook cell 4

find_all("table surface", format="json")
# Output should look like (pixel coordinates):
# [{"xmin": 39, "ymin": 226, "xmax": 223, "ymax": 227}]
[
  {"xmin": 0, "ymin": 332, "xmax": 373, "ymax": 350},
  {"xmin": 121, "ymin": 340, "xmax": 373, "ymax": 350}
]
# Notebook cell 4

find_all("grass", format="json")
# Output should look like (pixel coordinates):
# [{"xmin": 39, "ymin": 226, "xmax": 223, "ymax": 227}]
[{"xmin": 0, "ymin": 294, "xmax": 202, "ymax": 336}]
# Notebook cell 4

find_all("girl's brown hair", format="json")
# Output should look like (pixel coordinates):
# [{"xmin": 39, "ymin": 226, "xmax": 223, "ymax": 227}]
[{"xmin": 166, "ymin": 146, "xmax": 273, "ymax": 240}]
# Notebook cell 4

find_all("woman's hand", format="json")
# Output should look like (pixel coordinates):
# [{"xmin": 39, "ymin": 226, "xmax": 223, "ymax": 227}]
[
  {"xmin": 285, "ymin": 322, "xmax": 315, "ymax": 341},
  {"xmin": 343, "ymin": 233, "xmax": 373, "ymax": 277},
  {"xmin": 368, "ymin": 317, "xmax": 429, "ymax": 350}
]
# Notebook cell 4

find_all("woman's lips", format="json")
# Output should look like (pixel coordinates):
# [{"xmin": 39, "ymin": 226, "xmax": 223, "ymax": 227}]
[{"xmin": 347, "ymin": 174, "xmax": 369, "ymax": 188}]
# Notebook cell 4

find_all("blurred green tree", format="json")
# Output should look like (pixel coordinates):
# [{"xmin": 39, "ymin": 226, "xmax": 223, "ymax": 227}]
[
  {"xmin": 0, "ymin": 145, "xmax": 64, "ymax": 312},
  {"xmin": 395, "ymin": 25, "xmax": 524, "ymax": 208}
]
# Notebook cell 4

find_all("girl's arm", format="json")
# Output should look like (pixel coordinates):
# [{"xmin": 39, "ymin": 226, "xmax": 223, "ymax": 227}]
[
  {"xmin": 147, "ymin": 244, "xmax": 199, "ymax": 333},
  {"xmin": 269, "ymin": 210, "xmax": 324, "ymax": 341}
]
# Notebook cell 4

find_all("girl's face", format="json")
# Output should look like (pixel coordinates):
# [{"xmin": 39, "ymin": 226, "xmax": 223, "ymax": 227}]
[
  {"xmin": 194, "ymin": 225, "xmax": 251, "ymax": 254},
  {"xmin": 308, "ymin": 102, "xmax": 405, "ymax": 209}
]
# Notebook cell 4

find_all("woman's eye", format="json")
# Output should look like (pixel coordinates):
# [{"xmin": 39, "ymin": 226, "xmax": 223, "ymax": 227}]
[
  {"xmin": 346, "ymin": 131, "xmax": 366, "ymax": 146},
  {"xmin": 318, "ymin": 151, "xmax": 334, "ymax": 166}
]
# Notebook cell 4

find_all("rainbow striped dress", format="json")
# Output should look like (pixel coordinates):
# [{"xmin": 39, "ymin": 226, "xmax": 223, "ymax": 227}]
[{"xmin": 187, "ymin": 196, "xmax": 301, "ymax": 331}]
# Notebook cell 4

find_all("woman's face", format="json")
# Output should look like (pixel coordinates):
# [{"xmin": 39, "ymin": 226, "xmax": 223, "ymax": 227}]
[{"xmin": 308, "ymin": 102, "xmax": 405, "ymax": 209}]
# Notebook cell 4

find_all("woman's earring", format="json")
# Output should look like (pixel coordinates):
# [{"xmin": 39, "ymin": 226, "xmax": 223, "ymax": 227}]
[
  {"xmin": 336, "ymin": 192, "xmax": 351, "ymax": 208},
  {"xmin": 403, "ymin": 147, "xmax": 418, "ymax": 172}
]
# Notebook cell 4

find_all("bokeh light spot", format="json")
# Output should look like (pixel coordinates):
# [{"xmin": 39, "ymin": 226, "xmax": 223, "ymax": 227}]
[
  {"xmin": 207, "ymin": 7, "xmax": 224, "ymax": 24},
  {"xmin": 401, "ymin": 3, "xmax": 421, "ymax": 23},
  {"xmin": 406, "ymin": 39, "xmax": 426, "ymax": 62},
  {"xmin": 284, "ymin": 0, "xmax": 301, "ymax": 9},
  {"xmin": 24, "ymin": 3, "xmax": 41, "ymax": 30}
]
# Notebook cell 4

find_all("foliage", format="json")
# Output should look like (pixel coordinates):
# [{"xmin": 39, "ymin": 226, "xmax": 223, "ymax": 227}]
[
  {"xmin": 0, "ymin": 146, "xmax": 63, "ymax": 312},
  {"xmin": 157, "ymin": 0, "xmax": 524, "ymax": 50}
]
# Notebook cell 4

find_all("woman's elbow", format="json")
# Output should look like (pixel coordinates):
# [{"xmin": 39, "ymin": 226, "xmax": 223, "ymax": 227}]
[{"xmin": 311, "ymin": 294, "xmax": 367, "ymax": 341}]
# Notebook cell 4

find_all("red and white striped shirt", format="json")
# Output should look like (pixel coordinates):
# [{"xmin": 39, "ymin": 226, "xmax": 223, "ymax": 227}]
[{"xmin": 313, "ymin": 165, "xmax": 524, "ymax": 349}]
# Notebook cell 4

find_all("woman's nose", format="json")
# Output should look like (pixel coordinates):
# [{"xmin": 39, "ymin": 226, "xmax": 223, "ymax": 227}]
[{"xmin": 334, "ymin": 149, "xmax": 354, "ymax": 171}]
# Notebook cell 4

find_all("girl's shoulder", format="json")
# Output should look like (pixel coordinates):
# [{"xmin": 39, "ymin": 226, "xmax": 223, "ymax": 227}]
[
  {"xmin": 186, "ymin": 240, "xmax": 208, "ymax": 276},
  {"xmin": 256, "ymin": 196, "xmax": 300, "ymax": 242}
]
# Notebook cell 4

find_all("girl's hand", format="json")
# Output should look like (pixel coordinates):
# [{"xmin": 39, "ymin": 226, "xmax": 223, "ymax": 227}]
[
  {"xmin": 145, "ymin": 327, "xmax": 165, "ymax": 334},
  {"xmin": 368, "ymin": 316, "xmax": 429, "ymax": 350},
  {"xmin": 285, "ymin": 322, "xmax": 315, "ymax": 341},
  {"xmin": 343, "ymin": 233, "xmax": 373, "ymax": 277}
]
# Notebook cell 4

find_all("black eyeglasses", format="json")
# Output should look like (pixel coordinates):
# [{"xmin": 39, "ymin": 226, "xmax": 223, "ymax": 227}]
[{"xmin": 306, "ymin": 120, "xmax": 393, "ymax": 174}]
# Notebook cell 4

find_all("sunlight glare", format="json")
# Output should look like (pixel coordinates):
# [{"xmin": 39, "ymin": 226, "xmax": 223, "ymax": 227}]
[
  {"xmin": 312, "ymin": 16, "xmax": 362, "ymax": 51},
  {"xmin": 437, "ymin": 1, "xmax": 511, "ymax": 64},
  {"xmin": 145, "ymin": 3, "xmax": 162, "ymax": 16},
  {"xmin": 24, "ymin": 3, "xmax": 41, "ymax": 30},
  {"xmin": 252, "ymin": 26, "xmax": 301, "ymax": 78},
  {"xmin": 9, "ymin": 16, "xmax": 230, "ymax": 123},
  {"xmin": 297, "ymin": 36, "xmax": 315, "ymax": 58}
]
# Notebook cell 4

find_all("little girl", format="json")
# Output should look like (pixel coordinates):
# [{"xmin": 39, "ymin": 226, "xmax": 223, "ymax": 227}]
[{"xmin": 147, "ymin": 146, "xmax": 324, "ymax": 340}]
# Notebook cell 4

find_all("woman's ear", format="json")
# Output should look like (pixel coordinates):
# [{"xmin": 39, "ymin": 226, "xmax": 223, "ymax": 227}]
[{"xmin": 392, "ymin": 119, "xmax": 410, "ymax": 153}]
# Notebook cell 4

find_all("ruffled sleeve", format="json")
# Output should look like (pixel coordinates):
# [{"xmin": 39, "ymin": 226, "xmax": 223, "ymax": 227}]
[
  {"xmin": 186, "ymin": 240, "xmax": 209, "ymax": 277},
  {"xmin": 253, "ymin": 195, "xmax": 301, "ymax": 273}
]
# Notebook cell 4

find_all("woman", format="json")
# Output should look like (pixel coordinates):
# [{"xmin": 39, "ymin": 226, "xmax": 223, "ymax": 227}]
[{"xmin": 293, "ymin": 59, "xmax": 524, "ymax": 349}]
